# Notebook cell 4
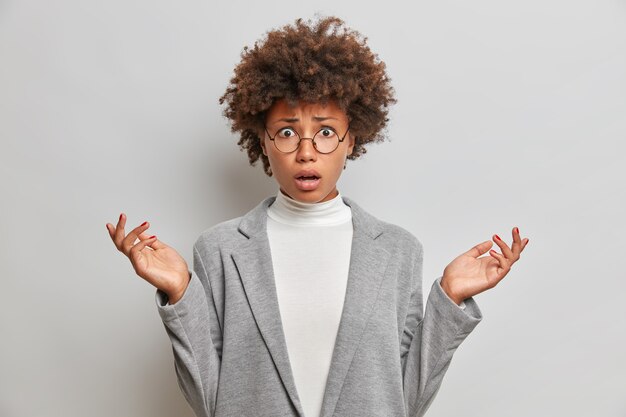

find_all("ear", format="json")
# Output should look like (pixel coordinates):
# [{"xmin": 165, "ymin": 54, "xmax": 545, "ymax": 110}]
[
  {"xmin": 346, "ymin": 132, "xmax": 355, "ymax": 156},
  {"xmin": 259, "ymin": 130, "xmax": 268, "ymax": 156}
]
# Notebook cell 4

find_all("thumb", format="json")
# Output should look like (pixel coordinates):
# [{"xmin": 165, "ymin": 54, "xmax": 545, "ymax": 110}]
[{"xmin": 463, "ymin": 240, "xmax": 493, "ymax": 258}]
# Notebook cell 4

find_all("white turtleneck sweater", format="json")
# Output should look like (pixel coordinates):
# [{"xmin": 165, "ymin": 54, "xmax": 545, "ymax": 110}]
[
  {"xmin": 265, "ymin": 189, "xmax": 465, "ymax": 417},
  {"xmin": 266, "ymin": 189, "xmax": 353, "ymax": 417}
]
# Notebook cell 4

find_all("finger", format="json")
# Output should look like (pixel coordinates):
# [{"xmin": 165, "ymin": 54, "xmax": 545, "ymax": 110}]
[
  {"xmin": 511, "ymin": 226, "xmax": 522, "ymax": 254},
  {"xmin": 121, "ymin": 221, "xmax": 151, "ymax": 256},
  {"xmin": 130, "ymin": 235, "xmax": 158, "ymax": 259},
  {"xmin": 465, "ymin": 240, "xmax": 493, "ymax": 258},
  {"xmin": 137, "ymin": 231, "xmax": 152, "ymax": 241},
  {"xmin": 488, "ymin": 249, "xmax": 511, "ymax": 278},
  {"xmin": 106, "ymin": 222, "xmax": 114, "ymax": 239},
  {"xmin": 113, "ymin": 213, "xmax": 127, "ymax": 249},
  {"xmin": 137, "ymin": 231, "xmax": 168, "ymax": 250},
  {"xmin": 128, "ymin": 236, "xmax": 156, "ymax": 266},
  {"xmin": 493, "ymin": 233, "xmax": 514, "ymax": 260},
  {"xmin": 106, "ymin": 222, "xmax": 121, "ymax": 245}
]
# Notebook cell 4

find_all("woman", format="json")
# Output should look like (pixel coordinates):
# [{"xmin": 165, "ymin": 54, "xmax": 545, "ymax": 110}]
[{"xmin": 106, "ymin": 15, "xmax": 528, "ymax": 417}]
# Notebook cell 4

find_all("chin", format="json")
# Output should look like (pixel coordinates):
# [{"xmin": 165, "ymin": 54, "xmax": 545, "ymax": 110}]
[
  {"xmin": 283, "ymin": 188, "xmax": 327, "ymax": 203},
  {"xmin": 292, "ymin": 192, "xmax": 319, "ymax": 202}
]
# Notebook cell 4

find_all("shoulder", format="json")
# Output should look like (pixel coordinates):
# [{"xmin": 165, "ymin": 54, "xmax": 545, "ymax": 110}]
[
  {"xmin": 343, "ymin": 195, "xmax": 423, "ymax": 257},
  {"xmin": 191, "ymin": 195, "xmax": 274, "ymax": 255},
  {"xmin": 381, "ymin": 219, "xmax": 423, "ymax": 251},
  {"xmin": 377, "ymin": 218, "xmax": 424, "ymax": 260},
  {"xmin": 193, "ymin": 216, "xmax": 244, "ymax": 255}
]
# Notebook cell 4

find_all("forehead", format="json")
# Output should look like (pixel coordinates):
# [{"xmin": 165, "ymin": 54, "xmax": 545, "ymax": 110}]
[{"xmin": 265, "ymin": 98, "xmax": 346, "ymax": 120}]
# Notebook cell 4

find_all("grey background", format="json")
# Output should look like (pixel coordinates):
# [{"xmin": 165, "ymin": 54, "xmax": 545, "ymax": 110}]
[{"xmin": 1, "ymin": 0, "xmax": 624, "ymax": 416}]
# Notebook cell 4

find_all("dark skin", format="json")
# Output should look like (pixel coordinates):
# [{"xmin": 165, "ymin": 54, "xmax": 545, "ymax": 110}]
[
  {"xmin": 106, "ymin": 99, "xmax": 529, "ymax": 306},
  {"xmin": 106, "ymin": 215, "xmax": 190, "ymax": 304},
  {"xmin": 440, "ymin": 229, "xmax": 529, "ymax": 305},
  {"xmin": 105, "ymin": 218, "xmax": 529, "ymax": 306}
]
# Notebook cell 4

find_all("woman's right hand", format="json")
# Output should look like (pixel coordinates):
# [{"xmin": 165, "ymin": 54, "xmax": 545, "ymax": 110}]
[{"xmin": 106, "ymin": 213, "xmax": 191, "ymax": 304}]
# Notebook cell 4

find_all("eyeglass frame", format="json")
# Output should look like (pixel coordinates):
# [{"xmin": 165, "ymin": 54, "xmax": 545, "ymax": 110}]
[{"xmin": 263, "ymin": 123, "xmax": 351, "ymax": 154}]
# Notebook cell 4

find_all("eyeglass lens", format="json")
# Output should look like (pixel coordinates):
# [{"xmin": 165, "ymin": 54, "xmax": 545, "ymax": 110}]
[{"xmin": 273, "ymin": 128, "xmax": 339, "ymax": 153}]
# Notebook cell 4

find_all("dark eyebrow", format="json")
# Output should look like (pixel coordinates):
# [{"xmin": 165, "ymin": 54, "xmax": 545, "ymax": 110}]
[{"xmin": 275, "ymin": 116, "xmax": 338, "ymax": 123}]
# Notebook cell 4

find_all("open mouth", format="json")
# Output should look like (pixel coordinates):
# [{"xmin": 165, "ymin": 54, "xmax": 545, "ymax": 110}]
[{"xmin": 294, "ymin": 175, "xmax": 321, "ymax": 190}]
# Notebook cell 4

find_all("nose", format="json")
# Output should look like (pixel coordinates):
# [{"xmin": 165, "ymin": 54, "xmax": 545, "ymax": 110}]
[{"xmin": 296, "ymin": 132, "xmax": 317, "ymax": 162}]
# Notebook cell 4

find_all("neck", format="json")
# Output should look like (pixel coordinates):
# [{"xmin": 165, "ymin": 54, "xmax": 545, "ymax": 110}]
[
  {"xmin": 280, "ymin": 187, "xmax": 339, "ymax": 204},
  {"xmin": 267, "ymin": 188, "xmax": 352, "ymax": 227}
]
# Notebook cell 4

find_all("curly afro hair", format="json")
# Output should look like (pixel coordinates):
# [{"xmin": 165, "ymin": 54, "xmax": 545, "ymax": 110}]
[{"xmin": 218, "ymin": 14, "xmax": 397, "ymax": 177}]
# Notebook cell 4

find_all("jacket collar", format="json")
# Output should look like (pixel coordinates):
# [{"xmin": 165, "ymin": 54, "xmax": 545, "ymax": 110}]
[
  {"xmin": 236, "ymin": 195, "xmax": 384, "ymax": 240},
  {"xmin": 231, "ymin": 195, "xmax": 391, "ymax": 417}
]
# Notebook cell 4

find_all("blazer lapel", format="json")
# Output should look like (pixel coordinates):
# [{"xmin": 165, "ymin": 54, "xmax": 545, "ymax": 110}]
[
  {"xmin": 231, "ymin": 195, "xmax": 391, "ymax": 417},
  {"xmin": 318, "ymin": 196, "xmax": 391, "ymax": 417},
  {"xmin": 231, "ymin": 196, "xmax": 306, "ymax": 416}
]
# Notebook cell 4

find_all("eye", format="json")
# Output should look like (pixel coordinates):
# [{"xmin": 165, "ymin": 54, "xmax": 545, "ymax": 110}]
[
  {"xmin": 277, "ymin": 127, "xmax": 297, "ymax": 138},
  {"xmin": 319, "ymin": 127, "xmax": 337, "ymax": 137}
]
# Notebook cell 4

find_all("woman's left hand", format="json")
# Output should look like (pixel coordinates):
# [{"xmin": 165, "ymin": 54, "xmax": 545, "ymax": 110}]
[{"xmin": 440, "ymin": 227, "xmax": 529, "ymax": 305}]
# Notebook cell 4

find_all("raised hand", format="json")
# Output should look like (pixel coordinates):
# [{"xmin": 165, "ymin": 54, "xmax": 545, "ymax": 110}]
[
  {"xmin": 106, "ymin": 213, "xmax": 191, "ymax": 304},
  {"xmin": 440, "ymin": 227, "xmax": 529, "ymax": 305}
]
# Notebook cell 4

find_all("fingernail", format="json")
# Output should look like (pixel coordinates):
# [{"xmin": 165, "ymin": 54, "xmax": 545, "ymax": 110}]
[
  {"xmin": 149, "ymin": 235, "xmax": 156, "ymax": 239},
  {"xmin": 514, "ymin": 227, "xmax": 519, "ymax": 234},
  {"xmin": 141, "ymin": 221, "xmax": 148, "ymax": 227},
  {"xmin": 495, "ymin": 234, "xmax": 501, "ymax": 240},
  {"xmin": 119, "ymin": 213, "xmax": 123, "ymax": 221}
]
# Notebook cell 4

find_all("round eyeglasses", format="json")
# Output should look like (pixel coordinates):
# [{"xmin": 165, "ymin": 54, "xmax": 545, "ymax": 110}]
[{"xmin": 264, "ymin": 124, "xmax": 351, "ymax": 154}]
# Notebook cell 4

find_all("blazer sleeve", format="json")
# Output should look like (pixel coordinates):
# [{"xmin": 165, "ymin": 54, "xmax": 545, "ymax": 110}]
[
  {"xmin": 155, "ymin": 243, "xmax": 222, "ymax": 417},
  {"xmin": 401, "ymin": 243, "xmax": 483, "ymax": 417}
]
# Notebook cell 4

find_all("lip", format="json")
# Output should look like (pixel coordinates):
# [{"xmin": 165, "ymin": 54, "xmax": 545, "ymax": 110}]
[
  {"xmin": 294, "ymin": 169, "xmax": 322, "ymax": 179},
  {"xmin": 294, "ymin": 176, "xmax": 321, "ymax": 191}
]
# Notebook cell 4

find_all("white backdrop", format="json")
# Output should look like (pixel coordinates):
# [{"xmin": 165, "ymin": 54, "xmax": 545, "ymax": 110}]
[{"xmin": 1, "ymin": 0, "xmax": 625, "ymax": 416}]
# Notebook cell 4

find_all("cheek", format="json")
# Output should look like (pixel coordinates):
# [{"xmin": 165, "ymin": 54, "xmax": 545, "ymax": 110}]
[
  {"xmin": 265, "ymin": 149, "xmax": 279, "ymax": 167},
  {"xmin": 266, "ymin": 154, "xmax": 289, "ymax": 179},
  {"xmin": 329, "ymin": 155, "xmax": 347, "ymax": 176}
]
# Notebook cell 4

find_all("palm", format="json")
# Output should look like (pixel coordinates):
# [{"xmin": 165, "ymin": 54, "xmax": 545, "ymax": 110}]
[
  {"xmin": 131, "ymin": 236, "xmax": 188, "ymax": 290},
  {"xmin": 106, "ymin": 215, "xmax": 189, "ymax": 297},
  {"xmin": 443, "ymin": 249, "xmax": 501, "ymax": 301},
  {"xmin": 441, "ymin": 227, "xmax": 529, "ymax": 304}
]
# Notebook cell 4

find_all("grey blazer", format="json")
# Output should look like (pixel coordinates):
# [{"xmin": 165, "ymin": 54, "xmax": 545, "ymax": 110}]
[{"xmin": 155, "ymin": 195, "xmax": 483, "ymax": 417}]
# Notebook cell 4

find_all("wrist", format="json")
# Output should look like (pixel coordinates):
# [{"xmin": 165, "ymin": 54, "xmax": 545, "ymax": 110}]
[
  {"xmin": 440, "ymin": 276, "xmax": 463, "ymax": 306},
  {"xmin": 167, "ymin": 271, "xmax": 191, "ymax": 305}
]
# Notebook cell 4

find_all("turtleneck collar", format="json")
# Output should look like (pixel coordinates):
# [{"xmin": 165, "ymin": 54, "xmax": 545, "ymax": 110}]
[{"xmin": 267, "ymin": 188, "xmax": 352, "ymax": 227}]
